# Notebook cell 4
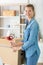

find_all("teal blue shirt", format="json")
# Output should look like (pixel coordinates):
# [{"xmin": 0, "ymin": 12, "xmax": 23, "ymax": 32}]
[{"xmin": 21, "ymin": 18, "xmax": 40, "ymax": 58}]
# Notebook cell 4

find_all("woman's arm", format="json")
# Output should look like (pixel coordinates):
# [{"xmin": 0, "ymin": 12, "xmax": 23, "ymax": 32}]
[
  {"xmin": 10, "ymin": 41, "xmax": 23, "ymax": 47},
  {"xmin": 21, "ymin": 22, "xmax": 39, "ymax": 50}
]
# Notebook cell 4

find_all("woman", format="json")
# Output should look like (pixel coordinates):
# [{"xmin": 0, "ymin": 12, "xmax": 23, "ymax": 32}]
[{"xmin": 10, "ymin": 4, "xmax": 40, "ymax": 65}]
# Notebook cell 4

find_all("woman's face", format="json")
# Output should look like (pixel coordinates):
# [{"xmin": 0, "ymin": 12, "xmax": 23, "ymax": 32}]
[{"xmin": 25, "ymin": 7, "xmax": 34, "ymax": 19}]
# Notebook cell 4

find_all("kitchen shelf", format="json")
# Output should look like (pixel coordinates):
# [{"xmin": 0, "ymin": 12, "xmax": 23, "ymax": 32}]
[
  {"xmin": 0, "ymin": 4, "xmax": 26, "ymax": 38},
  {"xmin": 0, "ymin": 16, "xmax": 20, "ymax": 19},
  {"xmin": 0, "ymin": 27, "xmax": 14, "ymax": 29}
]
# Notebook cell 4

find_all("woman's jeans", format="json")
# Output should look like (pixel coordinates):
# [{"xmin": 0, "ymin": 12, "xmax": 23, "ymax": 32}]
[{"xmin": 26, "ymin": 51, "xmax": 40, "ymax": 65}]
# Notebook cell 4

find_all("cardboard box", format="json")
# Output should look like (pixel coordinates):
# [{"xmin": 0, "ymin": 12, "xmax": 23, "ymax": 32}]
[
  {"xmin": 0, "ymin": 39, "xmax": 22, "ymax": 65},
  {"xmin": 2, "ymin": 10, "xmax": 16, "ymax": 16}
]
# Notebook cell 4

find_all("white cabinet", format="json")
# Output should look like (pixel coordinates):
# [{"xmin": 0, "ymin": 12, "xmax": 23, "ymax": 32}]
[
  {"xmin": 0, "ymin": 0, "xmax": 29, "ymax": 38},
  {"xmin": 0, "ymin": 5, "xmax": 20, "ymax": 38},
  {"xmin": 0, "ymin": 4, "xmax": 27, "ymax": 38}
]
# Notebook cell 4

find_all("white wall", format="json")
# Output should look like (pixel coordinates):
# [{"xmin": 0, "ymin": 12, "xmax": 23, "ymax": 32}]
[
  {"xmin": 38, "ymin": 43, "xmax": 43, "ymax": 63},
  {"xmin": 29, "ymin": 0, "xmax": 43, "ymax": 63},
  {"xmin": 29, "ymin": 0, "xmax": 43, "ymax": 38},
  {"xmin": 0, "ymin": 0, "xmax": 28, "ymax": 5}
]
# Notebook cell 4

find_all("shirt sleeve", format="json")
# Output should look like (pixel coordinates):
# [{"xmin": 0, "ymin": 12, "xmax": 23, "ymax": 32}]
[{"xmin": 21, "ymin": 23, "xmax": 39, "ymax": 51}]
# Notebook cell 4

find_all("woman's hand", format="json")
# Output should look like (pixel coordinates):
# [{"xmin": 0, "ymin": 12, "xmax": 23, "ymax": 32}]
[
  {"xmin": 10, "ymin": 41, "xmax": 22, "ymax": 52},
  {"xmin": 12, "ymin": 47, "xmax": 18, "ymax": 52},
  {"xmin": 10, "ymin": 41, "xmax": 17, "ymax": 47},
  {"xmin": 10, "ymin": 41, "xmax": 23, "ymax": 47},
  {"xmin": 12, "ymin": 46, "xmax": 22, "ymax": 52},
  {"xmin": 16, "ymin": 42, "xmax": 23, "ymax": 46}
]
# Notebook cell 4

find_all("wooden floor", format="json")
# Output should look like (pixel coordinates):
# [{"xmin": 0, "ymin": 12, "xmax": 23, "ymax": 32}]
[
  {"xmin": 21, "ymin": 63, "xmax": 43, "ymax": 65},
  {"xmin": 37, "ymin": 63, "xmax": 43, "ymax": 65}
]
